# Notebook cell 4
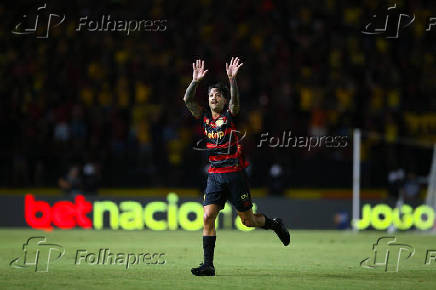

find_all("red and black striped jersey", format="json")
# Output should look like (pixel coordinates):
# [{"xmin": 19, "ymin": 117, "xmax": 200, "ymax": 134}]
[{"xmin": 201, "ymin": 108, "xmax": 249, "ymax": 173}]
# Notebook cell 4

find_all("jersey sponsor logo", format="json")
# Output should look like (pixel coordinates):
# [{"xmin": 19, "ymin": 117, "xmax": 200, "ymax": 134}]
[{"xmin": 206, "ymin": 130, "xmax": 225, "ymax": 139}]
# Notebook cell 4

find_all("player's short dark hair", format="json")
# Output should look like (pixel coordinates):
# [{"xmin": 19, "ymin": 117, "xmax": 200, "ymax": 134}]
[{"xmin": 208, "ymin": 82, "xmax": 229, "ymax": 101}]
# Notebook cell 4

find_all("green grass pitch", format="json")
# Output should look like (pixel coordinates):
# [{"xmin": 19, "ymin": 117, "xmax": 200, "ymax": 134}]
[{"xmin": 1, "ymin": 229, "xmax": 435, "ymax": 289}]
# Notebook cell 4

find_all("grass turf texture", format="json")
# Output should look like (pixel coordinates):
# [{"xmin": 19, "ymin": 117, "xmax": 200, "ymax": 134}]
[{"xmin": 0, "ymin": 229, "xmax": 435, "ymax": 290}]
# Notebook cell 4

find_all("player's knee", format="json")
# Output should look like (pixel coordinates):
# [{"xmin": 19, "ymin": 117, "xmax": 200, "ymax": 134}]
[{"xmin": 203, "ymin": 212, "xmax": 216, "ymax": 225}]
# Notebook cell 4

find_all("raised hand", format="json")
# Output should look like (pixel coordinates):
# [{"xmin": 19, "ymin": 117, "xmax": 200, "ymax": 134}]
[
  {"xmin": 226, "ymin": 57, "xmax": 244, "ymax": 79},
  {"xmin": 192, "ymin": 59, "xmax": 208, "ymax": 82}
]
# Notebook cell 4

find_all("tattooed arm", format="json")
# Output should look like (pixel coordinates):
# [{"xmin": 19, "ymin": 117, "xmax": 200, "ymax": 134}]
[
  {"xmin": 183, "ymin": 80, "xmax": 202, "ymax": 118},
  {"xmin": 226, "ymin": 57, "xmax": 244, "ymax": 116},
  {"xmin": 183, "ymin": 59, "xmax": 208, "ymax": 119}
]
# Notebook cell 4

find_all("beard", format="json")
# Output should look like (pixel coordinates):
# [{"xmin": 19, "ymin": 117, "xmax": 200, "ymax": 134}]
[{"xmin": 210, "ymin": 102, "xmax": 224, "ymax": 111}]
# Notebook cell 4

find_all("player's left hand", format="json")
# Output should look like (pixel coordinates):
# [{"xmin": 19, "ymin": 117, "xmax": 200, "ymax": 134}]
[{"xmin": 226, "ymin": 57, "xmax": 243, "ymax": 79}]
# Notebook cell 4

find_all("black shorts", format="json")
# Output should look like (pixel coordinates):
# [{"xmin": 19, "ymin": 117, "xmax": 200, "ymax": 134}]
[{"xmin": 203, "ymin": 170, "xmax": 253, "ymax": 212}]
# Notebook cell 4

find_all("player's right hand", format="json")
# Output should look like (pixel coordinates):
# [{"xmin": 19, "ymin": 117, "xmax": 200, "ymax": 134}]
[{"xmin": 192, "ymin": 59, "xmax": 208, "ymax": 82}]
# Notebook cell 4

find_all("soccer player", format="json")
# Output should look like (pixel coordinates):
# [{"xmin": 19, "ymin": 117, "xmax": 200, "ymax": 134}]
[{"xmin": 183, "ymin": 58, "xmax": 290, "ymax": 276}]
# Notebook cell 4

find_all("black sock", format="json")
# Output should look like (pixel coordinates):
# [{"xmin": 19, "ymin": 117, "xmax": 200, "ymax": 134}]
[
  {"xmin": 261, "ymin": 214, "xmax": 275, "ymax": 230},
  {"xmin": 203, "ymin": 236, "xmax": 216, "ymax": 266}
]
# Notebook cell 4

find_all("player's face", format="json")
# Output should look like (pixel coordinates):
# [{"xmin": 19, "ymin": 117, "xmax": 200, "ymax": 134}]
[{"xmin": 208, "ymin": 88, "xmax": 227, "ymax": 113}]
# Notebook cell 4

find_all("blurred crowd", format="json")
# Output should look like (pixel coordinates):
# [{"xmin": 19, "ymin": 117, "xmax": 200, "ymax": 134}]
[{"xmin": 0, "ymin": 0, "xmax": 435, "ymax": 192}]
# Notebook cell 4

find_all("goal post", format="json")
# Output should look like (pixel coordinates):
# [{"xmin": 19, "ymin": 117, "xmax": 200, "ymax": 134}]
[
  {"xmin": 425, "ymin": 144, "xmax": 436, "ymax": 230},
  {"xmin": 352, "ymin": 128, "xmax": 435, "ymax": 232},
  {"xmin": 352, "ymin": 129, "xmax": 361, "ymax": 232}
]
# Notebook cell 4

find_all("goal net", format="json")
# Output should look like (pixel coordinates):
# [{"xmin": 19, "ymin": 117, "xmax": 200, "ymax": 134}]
[{"xmin": 426, "ymin": 145, "xmax": 436, "ymax": 230}]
